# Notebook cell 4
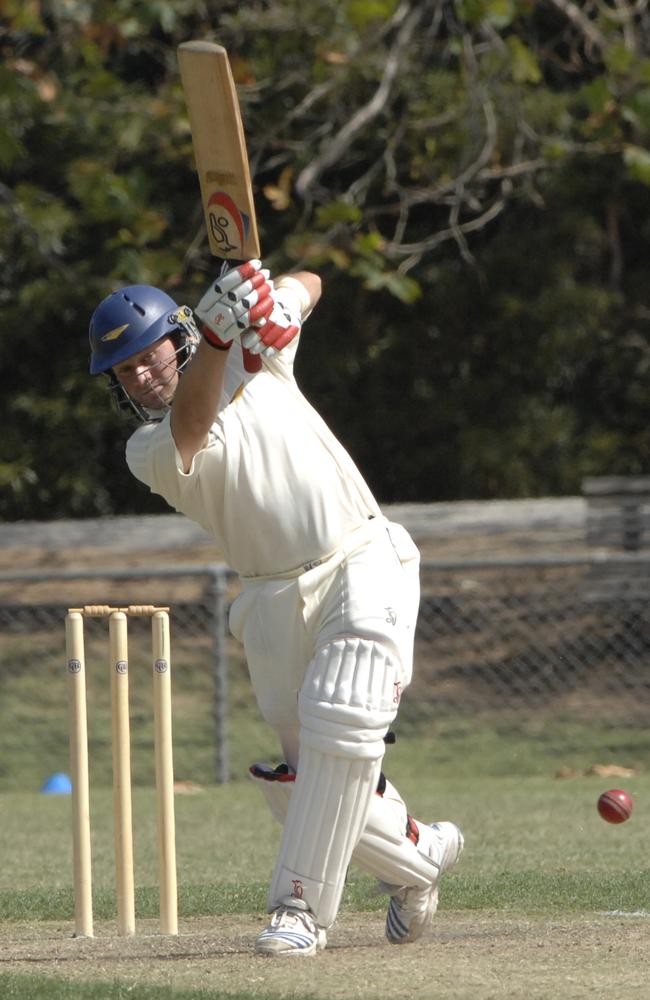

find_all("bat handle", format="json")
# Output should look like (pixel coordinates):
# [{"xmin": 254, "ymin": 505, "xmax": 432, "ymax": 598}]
[{"xmin": 242, "ymin": 348, "xmax": 262, "ymax": 373}]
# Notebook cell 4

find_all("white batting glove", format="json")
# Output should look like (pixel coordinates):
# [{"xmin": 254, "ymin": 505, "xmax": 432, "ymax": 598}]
[
  {"xmin": 240, "ymin": 292, "xmax": 303, "ymax": 357},
  {"xmin": 194, "ymin": 260, "xmax": 275, "ymax": 350}
]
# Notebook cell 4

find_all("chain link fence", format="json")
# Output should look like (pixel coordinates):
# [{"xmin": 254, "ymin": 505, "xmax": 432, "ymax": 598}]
[
  {"xmin": 412, "ymin": 555, "xmax": 650, "ymax": 722},
  {"xmin": 1, "ymin": 554, "xmax": 648, "ymax": 786}
]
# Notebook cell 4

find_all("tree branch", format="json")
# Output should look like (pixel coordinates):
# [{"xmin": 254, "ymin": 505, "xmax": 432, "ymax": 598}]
[
  {"xmin": 295, "ymin": 1, "xmax": 424, "ymax": 199},
  {"xmin": 546, "ymin": 0, "xmax": 609, "ymax": 54},
  {"xmin": 384, "ymin": 193, "xmax": 507, "ymax": 260},
  {"xmin": 395, "ymin": 99, "xmax": 498, "ymax": 209}
]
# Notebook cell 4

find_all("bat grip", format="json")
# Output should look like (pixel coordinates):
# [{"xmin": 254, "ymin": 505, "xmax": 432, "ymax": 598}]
[{"xmin": 242, "ymin": 348, "xmax": 262, "ymax": 373}]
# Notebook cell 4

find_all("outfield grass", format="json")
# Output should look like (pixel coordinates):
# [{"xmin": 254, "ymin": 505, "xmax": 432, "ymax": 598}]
[
  {"xmin": 1, "ymin": 761, "xmax": 648, "ymax": 920},
  {"xmin": 1, "ymin": 630, "xmax": 648, "ymax": 999},
  {"xmin": 1, "ymin": 733, "xmax": 648, "ymax": 999},
  {"xmin": 0, "ymin": 978, "xmax": 259, "ymax": 1000}
]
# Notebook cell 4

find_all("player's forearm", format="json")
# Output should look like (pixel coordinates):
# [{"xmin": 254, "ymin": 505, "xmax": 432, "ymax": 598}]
[
  {"xmin": 299, "ymin": 271, "xmax": 322, "ymax": 309},
  {"xmin": 276, "ymin": 272, "xmax": 322, "ymax": 319},
  {"xmin": 170, "ymin": 339, "xmax": 230, "ymax": 473}
]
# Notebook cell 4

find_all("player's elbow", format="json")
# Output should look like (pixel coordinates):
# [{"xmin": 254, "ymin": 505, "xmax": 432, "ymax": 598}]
[{"xmin": 305, "ymin": 272, "xmax": 322, "ymax": 308}]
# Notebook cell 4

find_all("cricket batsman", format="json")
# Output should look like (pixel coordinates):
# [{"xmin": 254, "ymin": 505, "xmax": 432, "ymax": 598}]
[{"xmin": 88, "ymin": 261, "xmax": 463, "ymax": 955}]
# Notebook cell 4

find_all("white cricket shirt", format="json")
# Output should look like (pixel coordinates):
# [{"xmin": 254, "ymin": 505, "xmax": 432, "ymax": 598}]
[{"xmin": 126, "ymin": 329, "xmax": 380, "ymax": 578}]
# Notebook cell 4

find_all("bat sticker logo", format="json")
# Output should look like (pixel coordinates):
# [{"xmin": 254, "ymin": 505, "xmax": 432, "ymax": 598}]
[{"xmin": 207, "ymin": 191, "xmax": 250, "ymax": 256}]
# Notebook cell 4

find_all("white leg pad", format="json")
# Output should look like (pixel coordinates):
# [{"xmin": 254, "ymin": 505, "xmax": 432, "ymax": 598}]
[
  {"xmin": 352, "ymin": 779, "xmax": 439, "ymax": 889},
  {"xmin": 250, "ymin": 768, "xmax": 439, "ymax": 893},
  {"xmin": 267, "ymin": 638, "xmax": 399, "ymax": 928},
  {"xmin": 269, "ymin": 747, "xmax": 381, "ymax": 925}
]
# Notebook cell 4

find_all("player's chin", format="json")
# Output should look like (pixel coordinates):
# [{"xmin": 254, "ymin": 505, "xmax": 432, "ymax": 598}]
[{"xmin": 137, "ymin": 387, "xmax": 174, "ymax": 407}]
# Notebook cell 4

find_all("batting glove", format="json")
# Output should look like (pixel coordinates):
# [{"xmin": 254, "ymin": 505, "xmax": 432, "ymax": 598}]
[
  {"xmin": 195, "ymin": 260, "xmax": 274, "ymax": 351},
  {"xmin": 240, "ymin": 292, "xmax": 303, "ymax": 357}
]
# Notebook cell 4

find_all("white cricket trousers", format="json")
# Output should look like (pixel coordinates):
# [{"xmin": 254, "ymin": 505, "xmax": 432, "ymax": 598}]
[
  {"xmin": 229, "ymin": 516, "xmax": 421, "ymax": 925},
  {"xmin": 229, "ymin": 516, "xmax": 420, "ymax": 768}
]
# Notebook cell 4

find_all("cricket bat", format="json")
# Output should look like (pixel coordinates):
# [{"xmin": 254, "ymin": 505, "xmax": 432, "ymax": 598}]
[
  {"xmin": 178, "ymin": 40, "xmax": 262, "ymax": 370},
  {"xmin": 177, "ymin": 40, "xmax": 260, "ymax": 262}
]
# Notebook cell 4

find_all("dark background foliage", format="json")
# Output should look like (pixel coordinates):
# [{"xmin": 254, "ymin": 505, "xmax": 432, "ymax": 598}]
[{"xmin": 1, "ymin": 0, "xmax": 649, "ymax": 519}]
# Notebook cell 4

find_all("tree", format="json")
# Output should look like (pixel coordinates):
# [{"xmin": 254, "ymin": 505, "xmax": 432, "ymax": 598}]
[{"xmin": 0, "ymin": 0, "xmax": 649, "ymax": 517}]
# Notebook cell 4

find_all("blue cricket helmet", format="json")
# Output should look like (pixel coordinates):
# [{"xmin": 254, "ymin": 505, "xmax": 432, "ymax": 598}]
[{"xmin": 89, "ymin": 285, "xmax": 192, "ymax": 374}]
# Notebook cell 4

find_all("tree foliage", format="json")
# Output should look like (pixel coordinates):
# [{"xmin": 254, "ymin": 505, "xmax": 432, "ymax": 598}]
[{"xmin": 1, "ymin": 0, "xmax": 649, "ymax": 517}]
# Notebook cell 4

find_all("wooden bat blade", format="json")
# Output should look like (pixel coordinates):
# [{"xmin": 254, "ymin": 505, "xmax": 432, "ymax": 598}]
[{"xmin": 178, "ymin": 41, "xmax": 260, "ymax": 260}]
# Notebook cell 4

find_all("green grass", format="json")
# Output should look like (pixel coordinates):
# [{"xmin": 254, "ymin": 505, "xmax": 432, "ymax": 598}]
[
  {"xmin": 1, "ymin": 732, "xmax": 648, "ymax": 999},
  {"xmin": 389, "ymin": 712, "xmax": 650, "ymax": 779},
  {"xmin": 2, "ymin": 625, "xmax": 649, "ymax": 998},
  {"xmin": 1, "ymin": 767, "xmax": 648, "ymax": 922},
  {"xmin": 0, "ymin": 974, "xmax": 276, "ymax": 1000}
]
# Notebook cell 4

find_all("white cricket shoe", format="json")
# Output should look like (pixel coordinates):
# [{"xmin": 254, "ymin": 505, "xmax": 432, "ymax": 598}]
[
  {"xmin": 385, "ymin": 821, "xmax": 464, "ymax": 945},
  {"xmin": 255, "ymin": 896, "xmax": 327, "ymax": 956}
]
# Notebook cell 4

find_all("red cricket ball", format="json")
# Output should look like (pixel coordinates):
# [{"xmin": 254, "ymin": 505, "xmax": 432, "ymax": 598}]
[{"xmin": 597, "ymin": 788, "xmax": 633, "ymax": 824}]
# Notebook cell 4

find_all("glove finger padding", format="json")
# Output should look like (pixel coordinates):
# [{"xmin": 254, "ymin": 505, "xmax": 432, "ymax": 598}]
[
  {"xmin": 264, "ymin": 319, "xmax": 301, "ymax": 351},
  {"xmin": 227, "ymin": 269, "xmax": 270, "ymax": 302},
  {"xmin": 210, "ymin": 260, "xmax": 261, "ymax": 295},
  {"xmin": 241, "ymin": 299, "xmax": 303, "ymax": 356},
  {"xmin": 248, "ymin": 294, "xmax": 275, "ymax": 326}
]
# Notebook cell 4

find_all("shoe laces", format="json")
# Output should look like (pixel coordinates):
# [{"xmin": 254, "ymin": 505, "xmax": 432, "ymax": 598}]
[{"xmin": 270, "ymin": 901, "xmax": 319, "ymax": 935}]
